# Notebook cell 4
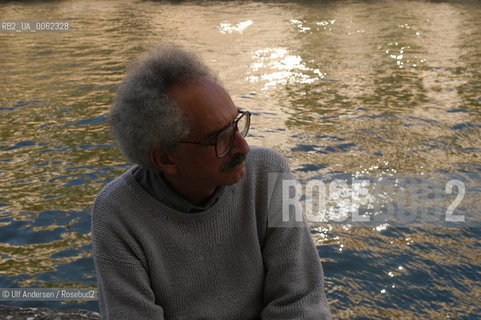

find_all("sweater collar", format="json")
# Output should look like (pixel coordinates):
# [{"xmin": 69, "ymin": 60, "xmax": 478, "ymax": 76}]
[{"xmin": 132, "ymin": 166, "xmax": 224, "ymax": 213}]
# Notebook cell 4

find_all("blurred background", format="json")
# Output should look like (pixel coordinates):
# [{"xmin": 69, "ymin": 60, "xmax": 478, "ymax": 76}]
[{"xmin": 0, "ymin": 0, "xmax": 480, "ymax": 318}]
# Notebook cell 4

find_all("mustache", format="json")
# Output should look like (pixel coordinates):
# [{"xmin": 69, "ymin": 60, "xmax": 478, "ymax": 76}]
[{"xmin": 222, "ymin": 153, "xmax": 246, "ymax": 172}]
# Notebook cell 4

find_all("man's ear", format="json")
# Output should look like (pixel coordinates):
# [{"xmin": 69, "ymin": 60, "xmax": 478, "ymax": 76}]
[{"xmin": 150, "ymin": 148, "xmax": 178, "ymax": 175}]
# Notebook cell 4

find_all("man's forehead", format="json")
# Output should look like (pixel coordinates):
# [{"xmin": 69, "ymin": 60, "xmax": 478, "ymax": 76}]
[
  {"xmin": 204, "ymin": 108, "xmax": 240, "ymax": 139},
  {"xmin": 168, "ymin": 77, "xmax": 237, "ymax": 136}
]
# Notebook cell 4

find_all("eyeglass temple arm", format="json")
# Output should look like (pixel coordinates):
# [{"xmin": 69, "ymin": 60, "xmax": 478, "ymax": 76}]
[{"xmin": 178, "ymin": 141, "xmax": 215, "ymax": 146}]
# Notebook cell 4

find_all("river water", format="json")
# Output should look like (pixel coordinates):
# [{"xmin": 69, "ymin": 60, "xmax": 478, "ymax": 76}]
[{"xmin": 1, "ymin": 0, "xmax": 480, "ymax": 318}]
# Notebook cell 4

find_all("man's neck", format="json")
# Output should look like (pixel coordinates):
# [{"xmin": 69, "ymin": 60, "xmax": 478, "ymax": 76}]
[{"xmin": 162, "ymin": 173, "xmax": 216, "ymax": 206}]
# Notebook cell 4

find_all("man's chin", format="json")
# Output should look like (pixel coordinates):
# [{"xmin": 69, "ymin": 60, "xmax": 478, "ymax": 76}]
[{"xmin": 225, "ymin": 162, "xmax": 247, "ymax": 185}]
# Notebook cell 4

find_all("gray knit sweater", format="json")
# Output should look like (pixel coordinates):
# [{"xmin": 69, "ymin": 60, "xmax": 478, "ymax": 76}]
[{"xmin": 92, "ymin": 147, "xmax": 331, "ymax": 319}]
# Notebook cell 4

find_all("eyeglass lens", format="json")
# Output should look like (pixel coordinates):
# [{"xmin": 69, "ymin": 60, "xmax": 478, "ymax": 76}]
[{"xmin": 216, "ymin": 113, "xmax": 250, "ymax": 157}]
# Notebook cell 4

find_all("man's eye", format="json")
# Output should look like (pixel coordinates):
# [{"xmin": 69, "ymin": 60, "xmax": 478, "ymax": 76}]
[{"xmin": 208, "ymin": 136, "xmax": 218, "ymax": 144}]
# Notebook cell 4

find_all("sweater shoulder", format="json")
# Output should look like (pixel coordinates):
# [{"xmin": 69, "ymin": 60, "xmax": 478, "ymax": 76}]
[
  {"xmin": 247, "ymin": 146, "xmax": 290, "ymax": 174},
  {"xmin": 92, "ymin": 166, "xmax": 137, "ymax": 212}
]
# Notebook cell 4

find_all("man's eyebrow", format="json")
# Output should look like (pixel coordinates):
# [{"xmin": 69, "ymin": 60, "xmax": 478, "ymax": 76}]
[{"xmin": 204, "ymin": 108, "xmax": 240, "ymax": 140}]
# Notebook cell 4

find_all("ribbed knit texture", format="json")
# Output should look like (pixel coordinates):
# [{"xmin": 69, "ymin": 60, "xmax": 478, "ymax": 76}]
[{"xmin": 92, "ymin": 146, "xmax": 331, "ymax": 319}]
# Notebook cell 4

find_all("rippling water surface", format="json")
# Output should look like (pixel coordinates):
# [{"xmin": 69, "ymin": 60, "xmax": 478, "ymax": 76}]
[{"xmin": 1, "ymin": 0, "xmax": 480, "ymax": 318}]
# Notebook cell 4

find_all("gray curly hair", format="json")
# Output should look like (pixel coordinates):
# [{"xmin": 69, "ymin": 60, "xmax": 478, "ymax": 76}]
[{"xmin": 110, "ymin": 43, "xmax": 218, "ymax": 169}]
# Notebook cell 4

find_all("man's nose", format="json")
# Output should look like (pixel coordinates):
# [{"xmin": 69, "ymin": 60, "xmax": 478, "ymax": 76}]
[{"xmin": 230, "ymin": 130, "xmax": 250, "ymax": 155}]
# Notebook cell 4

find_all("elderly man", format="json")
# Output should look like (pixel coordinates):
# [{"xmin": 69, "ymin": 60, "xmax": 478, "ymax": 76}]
[{"xmin": 92, "ymin": 44, "xmax": 331, "ymax": 319}]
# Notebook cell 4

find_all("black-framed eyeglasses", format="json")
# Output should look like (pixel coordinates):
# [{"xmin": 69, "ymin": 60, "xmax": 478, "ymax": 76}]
[{"xmin": 179, "ymin": 110, "xmax": 251, "ymax": 158}]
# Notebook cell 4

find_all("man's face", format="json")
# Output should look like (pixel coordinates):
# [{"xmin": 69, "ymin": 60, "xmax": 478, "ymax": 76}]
[{"xmin": 168, "ymin": 77, "xmax": 251, "ymax": 190}]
